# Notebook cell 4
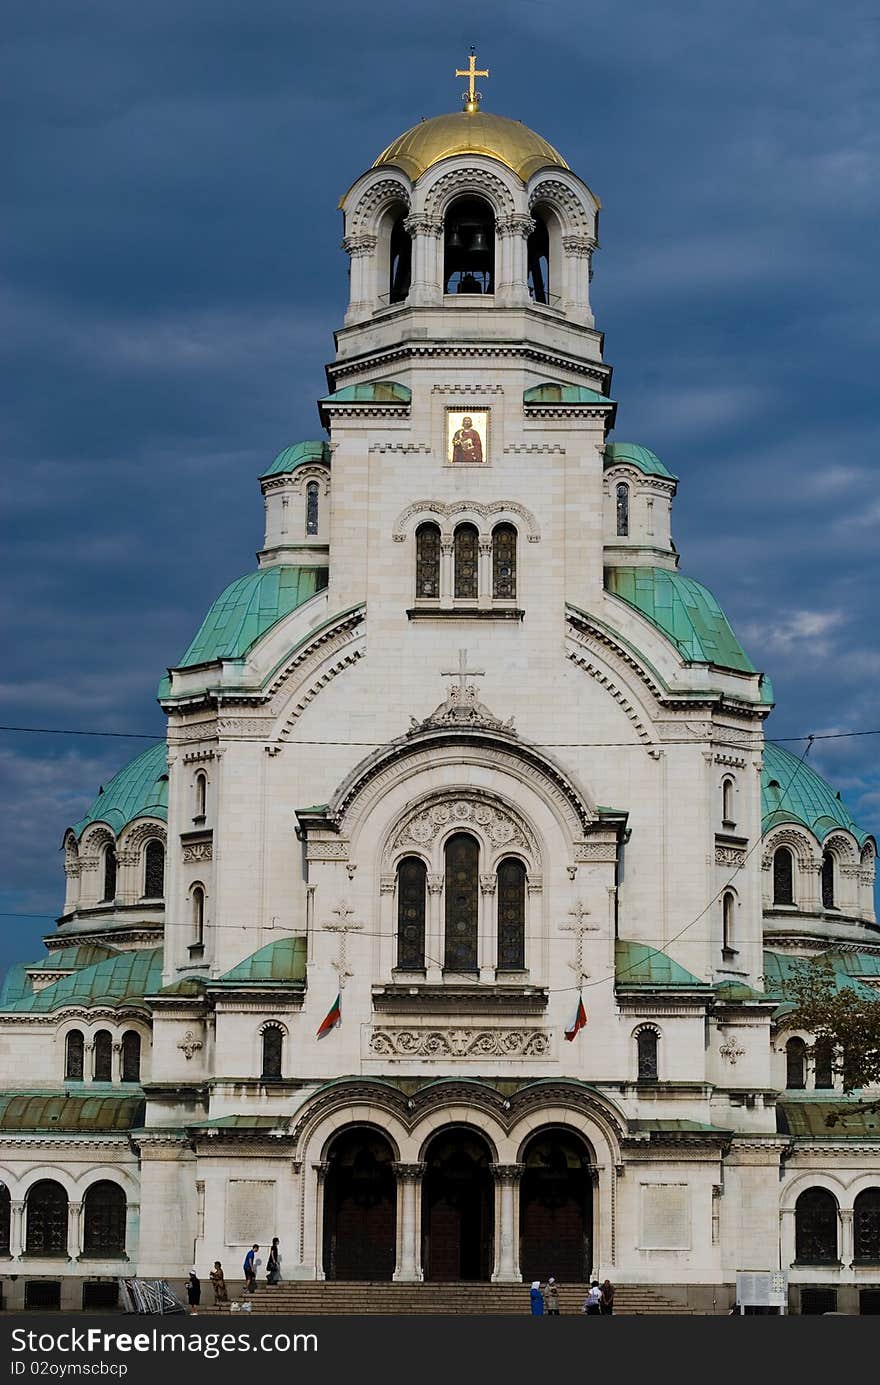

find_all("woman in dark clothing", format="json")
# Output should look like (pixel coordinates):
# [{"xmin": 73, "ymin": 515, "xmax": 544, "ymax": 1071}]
[
  {"xmin": 187, "ymin": 1270, "xmax": 201, "ymax": 1313},
  {"xmin": 600, "ymin": 1279, "xmax": 615, "ymax": 1315},
  {"xmin": 267, "ymin": 1237, "xmax": 281, "ymax": 1285}
]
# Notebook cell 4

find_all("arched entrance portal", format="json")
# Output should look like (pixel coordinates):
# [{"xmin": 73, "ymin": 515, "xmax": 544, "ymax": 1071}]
[
  {"xmin": 422, "ymin": 1128, "xmax": 494, "ymax": 1281},
  {"xmin": 519, "ymin": 1129, "xmax": 594, "ymax": 1283},
  {"xmin": 322, "ymin": 1128, "xmax": 397, "ymax": 1281}
]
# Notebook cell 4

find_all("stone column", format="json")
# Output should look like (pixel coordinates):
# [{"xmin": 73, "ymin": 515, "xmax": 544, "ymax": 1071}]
[
  {"xmin": 440, "ymin": 539, "xmax": 454, "ymax": 604},
  {"xmin": 840, "ymin": 1207, "xmax": 854, "ymax": 1268},
  {"xmin": 562, "ymin": 235, "xmax": 596, "ymax": 325},
  {"xmin": 479, "ymin": 874, "xmax": 497, "ymax": 979},
  {"xmin": 10, "ymin": 1201, "xmax": 24, "ymax": 1259},
  {"xmin": 427, "ymin": 874, "xmax": 444, "ymax": 981},
  {"xmin": 780, "ymin": 1207, "xmax": 796, "ymax": 1268},
  {"xmin": 491, "ymin": 1165, "xmax": 523, "ymax": 1282},
  {"xmin": 312, "ymin": 1162, "xmax": 328, "ymax": 1281},
  {"xmin": 67, "ymin": 1201, "xmax": 82, "ymax": 1260},
  {"xmin": 112, "ymin": 1041, "xmax": 123, "ymax": 1084},
  {"xmin": 342, "ymin": 234, "xmax": 378, "ymax": 324},
  {"xmin": 125, "ymin": 1201, "xmax": 140, "ymax": 1266},
  {"xmin": 393, "ymin": 1164, "xmax": 425, "ymax": 1282},
  {"xmin": 404, "ymin": 216, "xmax": 444, "ymax": 307},
  {"xmin": 495, "ymin": 215, "xmax": 534, "ymax": 306},
  {"xmin": 477, "ymin": 539, "xmax": 493, "ymax": 609},
  {"xmin": 379, "ymin": 874, "xmax": 397, "ymax": 975}
]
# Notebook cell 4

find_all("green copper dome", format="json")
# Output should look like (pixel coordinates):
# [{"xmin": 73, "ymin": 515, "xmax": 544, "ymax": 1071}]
[
  {"xmin": 71, "ymin": 742, "xmax": 167, "ymax": 839},
  {"xmin": 604, "ymin": 442, "xmax": 676, "ymax": 481},
  {"xmin": 762, "ymin": 741, "xmax": 874, "ymax": 846},
  {"xmin": 259, "ymin": 440, "xmax": 330, "ymax": 480},
  {"xmin": 171, "ymin": 565, "xmax": 329, "ymax": 671},
  {"xmin": 4, "ymin": 947, "xmax": 163, "ymax": 1013}
]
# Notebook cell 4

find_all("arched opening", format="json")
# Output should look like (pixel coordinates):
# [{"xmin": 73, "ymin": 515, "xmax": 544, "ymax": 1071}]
[
  {"xmin": 637, "ymin": 1028, "xmax": 659, "ymax": 1081},
  {"xmin": 194, "ymin": 773, "xmax": 207, "ymax": 821},
  {"xmin": 261, "ymin": 1025, "xmax": 284, "ymax": 1080},
  {"xmin": 306, "ymin": 481, "xmax": 319, "ymax": 536},
  {"xmin": 65, "ymin": 1029, "xmax": 85, "ymax": 1081},
  {"xmin": 527, "ymin": 214, "xmax": 550, "ymax": 303},
  {"xmin": 25, "ymin": 1180, "xmax": 68, "ymax": 1256},
  {"xmin": 721, "ymin": 777, "xmax": 735, "ymax": 825},
  {"xmin": 422, "ymin": 1128, "xmax": 494, "ymax": 1281},
  {"xmin": 814, "ymin": 1037, "xmax": 834, "ymax": 1090},
  {"xmin": 192, "ymin": 885, "xmax": 205, "ymax": 946},
  {"xmin": 322, "ymin": 1128, "xmax": 397, "ymax": 1281},
  {"xmin": 93, "ymin": 1030, "xmax": 112, "ymax": 1082},
  {"xmin": 795, "ymin": 1187, "xmax": 838, "ymax": 1264},
  {"xmin": 854, "ymin": 1188, "xmax": 880, "ymax": 1264},
  {"xmin": 415, "ymin": 523, "xmax": 441, "ymax": 600},
  {"xmin": 388, "ymin": 214, "xmax": 412, "ymax": 303},
  {"xmin": 102, "ymin": 844, "xmax": 116, "ymax": 903},
  {"xmin": 143, "ymin": 840, "xmax": 164, "ymax": 899},
  {"xmin": 722, "ymin": 891, "xmax": 736, "ymax": 954},
  {"xmin": 496, "ymin": 857, "xmax": 525, "ymax": 970},
  {"xmin": 444, "ymin": 833, "xmax": 479, "ymax": 972},
  {"xmin": 773, "ymin": 847, "xmax": 794, "ymax": 905},
  {"xmin": 443, "ymin": 196, "xmax": 495, "ymax": 294},
  {"xmin": 453, "ymin": 524, "xmax": 479, "ymax": 599},
  {"xmin": 616, "ymin": 483, "xmax": 629, "ymax": 537},
  {"xmin": 0, "ymin": 1184, "xmax": 9, "ymax": 1255},
  {"xmin": 821, "ymin": 851, "xmax": 836, "ymax": 909},
  {"xmin": 786, "ymin": 1036, "xmax": 807, "ymax": 1090},
  {"xmin": 121, "ymin": 1031, "xmax": 141, "ymax": 1083},
  {"xmin": 492, "ymin": 523, "xmax": 517, "ymax": 601},
  {"xmin": 397, "ymin": 856, "xmax": 426, "ymax": 970},
  {"xmin": 82, "ymin": 1181, "xmax": 126, "ymax": 1258},
  {"xmin": 519, "ymin": 1128, "xmax": 594, "ymax": 1284}
]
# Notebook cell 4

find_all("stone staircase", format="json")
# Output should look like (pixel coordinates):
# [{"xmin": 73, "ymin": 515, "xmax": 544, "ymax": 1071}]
[{"xmin": 225, "ymin": 1282, "xmax": 691, "ymax": 1315}]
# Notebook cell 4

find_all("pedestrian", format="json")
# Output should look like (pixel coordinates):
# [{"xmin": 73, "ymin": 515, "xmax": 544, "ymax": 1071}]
[
  {"xmin": 544, "ymin": 1278, "xmax": 560, "ymax": 1315},
  {"xmin": 267, "ymin": 1237, "xmax": 282, "ymax": 1285},
  {"xmin": 209, "ymin": 1261, "xmax": 228, "ymax": 1306},
  {"xmin": 600, "ymin": 1278, "xmax": 615, "ymax": 1315},
  {"xmin": 530, "ymin": 1280, "xmax": 544, "ymax": 1315},
  {"xmin": 243, "ymin": 1244, "xmax": 260, "ymax": 1293},
  {"xmin": 582, "ymin": 1280, "xmax": 602, "ymax": 1315},
  {"xmin": 186, "ymin": 1269, "xmax": 201, "ymax": 1314}
]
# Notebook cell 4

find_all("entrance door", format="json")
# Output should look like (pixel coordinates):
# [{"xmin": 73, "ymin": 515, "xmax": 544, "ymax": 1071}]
[
  {"xmin": 519, "ymin": 1130, "xmax": 593, "ymax": 1283},
  {"xmin": 422, "ymin": 1129, "xmax": 494, "ymax": 1281},
  {"xmin": 323, "ymin": 1129, "xmax": 397, "ymax": 1280}
]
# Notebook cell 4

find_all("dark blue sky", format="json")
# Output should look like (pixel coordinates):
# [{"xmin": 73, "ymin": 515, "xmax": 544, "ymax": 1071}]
[{"xmin": 2, "ymin": 0, "xmax": 878, "ymax": 974}]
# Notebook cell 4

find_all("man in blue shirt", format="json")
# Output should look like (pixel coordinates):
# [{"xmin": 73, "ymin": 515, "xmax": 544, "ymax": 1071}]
[{"xmin": 243, "ymin": 1245, "xmax": 260, "ymax": 1293}]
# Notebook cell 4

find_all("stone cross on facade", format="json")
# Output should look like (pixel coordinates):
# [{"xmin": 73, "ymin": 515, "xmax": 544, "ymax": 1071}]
[
  {"xmin": 560, "ymin": 901, "xmax": 600, "ymax": 986},
  {"xmin": 322, "ymin": 900, "xmax": 364, "ymax": 991},
  {"xmin": 441, "ymin": 648, "xmax": 485, "ymax": 698}
]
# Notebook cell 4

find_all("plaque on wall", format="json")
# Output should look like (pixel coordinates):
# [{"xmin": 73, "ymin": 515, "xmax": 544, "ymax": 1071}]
[
  {"xmin": 226, "ymin": 1179, "xmax": 277, "ymax": 1246},
  {"xmin": 639, "ymin": 1183, "xmax": 690, "ymax": 1250}
]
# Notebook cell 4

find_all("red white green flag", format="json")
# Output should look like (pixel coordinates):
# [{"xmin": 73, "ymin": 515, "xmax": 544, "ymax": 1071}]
[
  {"xmin": 564, "ymin": 993, "xmax": 587, "ymax": 1042},
  {"xmin": 316, "ymin": 992, "xmax": 342, "ymax": 1038}
]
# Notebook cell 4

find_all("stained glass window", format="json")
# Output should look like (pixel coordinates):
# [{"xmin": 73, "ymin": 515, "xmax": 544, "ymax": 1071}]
[
  {"xmin": 261, "ymin": 1026, "xmax": 283, "ymax": 1080},
  {"xmin": 854, "ymin": 1189, "xmax": 880, "ymax": 1264},
  {"xmin": 821, "ymin": 851, "xmax": 835, "ymax": 909},
  {"xmin": 795, "ymin": 1188, "xmax": 838, "ymax": 1264},
  {"xmin": 144, "ymin": 840, "xmax": 164, "ymax": 899},
  {"xmin": 497, "ymin": 857, "xmax": 525, "ymax": 970},
  {"xmin": 444, "ymin": 833, "xmax": 479, "ymax": 971},
  {"xmin": 26, "ymin": 1181, "xmax": 68, "ymax": 1256},
  {"xmin": 397, "ymin": 857, "xmax": 426, "ymax": 970},
  {"xmin": 415, "ymin": 523, "xmax": 441, "ymax": 599},
  {"xmin": 93, "ymin": 1030, "xmax": 112, "ymax": 1082},
  {"xmin": 0, "ymin": 1185, "xmax": 9, "ymax": 1256},
  {"xmin": 773, "ymin": 847, "xmax": 794, "ymax": 905},
  {"xmin": 102, "ymin": 845, "xmax": 116, "ymax": 903},
  {"xmin": 121, "ymin": 1031, "xmax": 141, "ymax": 1083},
  {"xmin": 306, "ymin": 482, "xmax": 319, "ymax": 536},
  {"xmin": 83, "ymin": 1181, "xmax": 126, "ymax": 1257},
  {"xmin": 616, "ymin": 483, "xmax": 629, "ymax": 537},
  {"xmin": 454, "ymin": 524, "xmax": 479, "ymax": 599},
  {"xmin": 637, "ymin": 1029, "xmax": 659, "ymax": 1081},
  {"xmin": 814, "ymin": 1037, "xmax": 834, "ymax": 1089},
  {"xmin": 786, "ymin": 1036, "xmax": 806, "ymax": 1090},
  {"xmin": 65, "ymin": 1030, "xmax": 84, "ymax": 1081},
  {"xmin": 492, "ymin": 524, "xmax": 517, "ymax": 600}
]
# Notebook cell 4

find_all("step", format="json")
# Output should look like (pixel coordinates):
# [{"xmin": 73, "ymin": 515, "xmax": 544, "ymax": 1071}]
[{"xmin": 215, "ymin": 1282, "xmax": 691, "ymax": 1315}]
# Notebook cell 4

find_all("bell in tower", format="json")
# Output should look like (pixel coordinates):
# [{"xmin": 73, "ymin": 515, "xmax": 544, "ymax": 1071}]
[{"xmin": 443, "ymin": 197, "xmax": 495, "ymax": 294}]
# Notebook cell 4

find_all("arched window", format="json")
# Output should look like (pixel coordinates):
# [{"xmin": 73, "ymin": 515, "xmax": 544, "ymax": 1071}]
[
  {"xmin": 0, "ymin": 1184, "xmax": 9, "ymax": 1256},
  {"xmin": 397, "ymin": 856, "xmax": 426, "ymax": 970},
  {"xmin": 194, "ymin": 773, "xmax": 207, "ymax": 821},
  {"xmin": 637, "ymin": 1028, "xmax": 659, "ymax": 1081},
  {"xmin": 814, "ymin": 1037, "xmax": 834, "ymax": 1090},
  {"xmin": 26, "ymin": 1180, "xmax": 68, "ymax": 1256},
  {"xmin": 795, "ymin": 1188, "xmax": 838, "ymax": 1264},
  {"xmin": 854, "ymin": 1188, "xmax": 880, "ymax": 1264},
  {"xmin": 102, "ymin": 844, "xmax": 116, "ymax": 903},
  {"xmin": 93, "ymin": 1029, "xmax": 112, "ymax": 1082},
  {"xmin": 721, "ymin": 778, "xmax": 735, "ymax": 825},
  {"xmin": 773, "ymin": 847, "xmax": 794, "ymax": 905},
  {"xmin": 261, "ymin": 1026, "xmax": 284, "ymax": 1081},
  {"xmin": 616, "ymin": 483, "xmax": 629, "ymax": 537},
  {"xmin": 415, "ymin": 523, "xmax": 441, "ymax": 599},
  {"xmin": 443, "ymin": 196, "xmax": 495, "ymax": 294},
  {"xmin": 527, "ymin": 215, "xmax": 550, "ymax": 303},
  {"xmin": 722, "ymin": 891, "xmax": 736, "ymax": 954},
  {"xmin": 388, "ymin": 214, "xmax": 412, "ymax": 303},
  {"xmin": 496, "ymin": 858, "xmax": 526, "ymax": 971},
  {"xmin": 453, "ymin": 524, "xmax": 479, "ymax": 599},
  {"xmin": 192, "ymin": 885, "xmax": 205, "ymax": 945},
  {"xmin": 83, "ymin": 1181, "xmax": 126, "ymax": 1257},
  {"xmin": 306, "ymin": 481, "xmax": 319, "ymax": 536},
  {"xmin": 786, "ymin": 1036, "xmax": 807, "ymax": 1090},
  {"xmin": 492, "ymin": 524, "xmax": 517, "ymax": 601},
  {"xmin": 821, "ymin": 851, "xmax": 835, "ymax": 909},
  {"xmin": 121, "ymin": 1031, "xmax": 141, "ymax": 1083},
  {"xmin": 143, "ymin": 840, "xmax": 164, "ymax": 899},
  {"xmin": 65, "ymin": 1029, "xmax": 85, "ymax": 1081},
  {"xmin": 444, "ymin": 833, "xmax": 479, "ymax": 972}
]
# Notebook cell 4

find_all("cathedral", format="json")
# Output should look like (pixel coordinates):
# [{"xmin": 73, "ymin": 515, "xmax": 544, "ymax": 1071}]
[{"xmin": 1, "ymin": 60, "xmax": 878, "ymax": 1315}]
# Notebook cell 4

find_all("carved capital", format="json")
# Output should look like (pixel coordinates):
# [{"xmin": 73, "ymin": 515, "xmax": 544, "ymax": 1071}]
[
  {"xmin": 393, "ymin": 1162, "xmax": 426, "ymax": 1181},
  {"xmin": 491, "ymin": 1163, "xmax": 524, "ymax": 1183},
  {"xmin": 496, "ymin": 214, "xmax": 535, "ymax": 238},
  {"xmin": 479, "ymin": 873, "xmax": 497, "ymax": 896},
  {"xmin": 562, "ymin": 234, "xmax": 597, "ymax": 257},
  {"xmin": 379, "ymin": 874, "xmax": 397, "ymax": 895},
  {"xmin": 403, "ymin": 215, "xmax": 444, "ymax": 239},
  {"xmin": 341, "ymin": 233, "xmax": 378, "ymax": 257},
  {"xmin": 427, "ymin": 874, "xmax": 445, "ymax": 895}
]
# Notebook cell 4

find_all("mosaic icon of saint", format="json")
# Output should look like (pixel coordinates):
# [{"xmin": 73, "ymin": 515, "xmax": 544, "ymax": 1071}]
[{"xmin": 451, "ymin": 416, "xmax": 483, "ymax": 463}]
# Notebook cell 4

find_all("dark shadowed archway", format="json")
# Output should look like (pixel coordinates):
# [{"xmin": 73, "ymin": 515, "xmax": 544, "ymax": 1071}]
[
  {"xmin": 422, "ymin": 1128, "xmax": 494, "ymax": 1281},
  {"xmin": 322, "ymin": 1128, "xmax": 397, "ymax": 1281},
  {"xmin": 519, "ymin": 1128, "xmax": 594, "ymax": 1283}
]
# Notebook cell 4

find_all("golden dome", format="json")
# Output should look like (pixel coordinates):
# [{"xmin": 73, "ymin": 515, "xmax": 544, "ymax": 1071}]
[{"xmin": 372, "ymin": 110, "xmax": 569, "ymax": 183}]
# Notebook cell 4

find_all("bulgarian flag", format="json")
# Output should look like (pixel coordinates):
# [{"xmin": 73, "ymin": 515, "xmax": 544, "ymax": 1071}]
[
  {"xmin": 316, "ymin": 992, "xmax": 342, "ymax": 1038},
  {"xmin": 564, "ymin": 993, "xmax": 587, "ymax": 1042}
]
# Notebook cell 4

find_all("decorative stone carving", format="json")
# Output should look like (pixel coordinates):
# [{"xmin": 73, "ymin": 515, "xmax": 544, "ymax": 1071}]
[
  {"xmin": 392, "ymin": 798, "xmax": 532, "ymax": 858},
  {"xmin": 479, "ymin": 874, "xmax": 497, "ymax": 895},
  {"xmin": 491, "ymin": 1163, "xmax": 525, "ymax": 1182},
  {"xmin": 178, "ymin": 1031, "xmax": 203, "ymax": 1060},
  {"xmin": 423, "ymin": 166, "xmax": 516, "ymax": 220},
  {"xmin": 719, "ymin": 1037, "xmax": 745, "ymax": 1065},
  {"xmin": 341, "ymin": 233, "xmax": 379, "ymax": 257},
  {"xmin": 715, "ymin": 845, "xmax": 746, "ymax": 868},
  {"xmin": 402, "ymin": 214, "xmax": 444, "ymax": 239},
  {"xmin": 183, "ymin": 841, "xmax": 213, "ymax": 864},
  {"xmin": 369, "ymin": 1028, "xmax": 551, "ymax": 1059}
]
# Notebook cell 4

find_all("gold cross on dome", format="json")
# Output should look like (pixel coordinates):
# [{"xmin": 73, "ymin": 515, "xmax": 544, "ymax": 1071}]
[{"xmin": 456, "ymin": 47, "xmax": 489, "ymax": 110}]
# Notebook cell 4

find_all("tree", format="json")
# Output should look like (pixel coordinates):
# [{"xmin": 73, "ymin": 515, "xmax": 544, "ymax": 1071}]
[{"xmin": 785, "ymin": 956, "xmax": 880, "ymax": 1124}]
